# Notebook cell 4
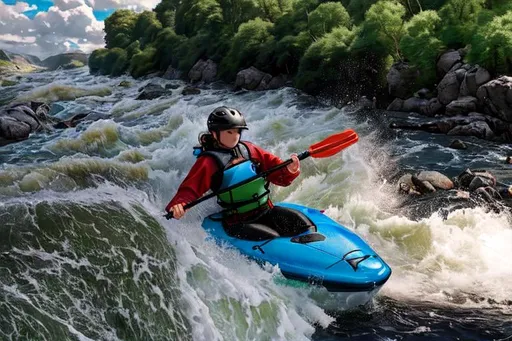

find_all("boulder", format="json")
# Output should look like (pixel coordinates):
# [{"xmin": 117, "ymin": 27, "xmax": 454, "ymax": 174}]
[
  {"xmin": 386, "ymin": 61, "xmax": 418, "ymax": 99},
  {"xmin": 387, "ymin": 98, "xmax": 404, "ymax": 111},
  {"xmin": 181, "ymin": 86, "xmax": 201, "ymax": 95},
  {"xmin": 437, "ymin": 51, "xmax": 462, "ymax": 77},
  {"xmin": 162, "ymin": 65, "xmax": 182, "ymax": 80},
  {"xmin": 235, "ymin": 67, "xmax": 272, "ymax": 91},
  {"xmin": 445, "ymin": 96, "xmax": 478, "ymax": 116},
  {"xmin": 417, "ymin": 171, "xmax": 454, "ymax": 190},
  {"xmin": 403, "ymin": 97, "xmax": 429, "ymax": 113},
  {"xmin": 188, "ymin": 59, "xmax": 217, "ymax": 83},
  {"xmin": 476, "ymin": 76, "xmax": 512, "ymax": 123},
  {"xmin": 437, "ymin": 71, "xmax": 461, "ymax": 105},
  {"xmin": 136, "ymin": 83, "xmax": 168, "ymax": 100},
  {"xmin": 447, "ymin": 121, "xmax": 494, "ymax": 140},
  {"xmin": 449, "ymin": 139, "xmax": 467, "ymax": 149},
  {"xmin": 419, "ymin": 98, "xmax": 444, "ymax": 117},
  {"xmin": 459, "ymin": 66, "xmax": 491, "ymax": 97}
]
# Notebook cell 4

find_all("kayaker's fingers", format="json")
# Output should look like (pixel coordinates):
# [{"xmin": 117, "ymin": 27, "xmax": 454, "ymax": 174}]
[
  {"xmin": 287, "ymin": 153, "xmax": 300, "ymax": 173},
  {"xmin": 172, "ymin": 203, "xmax": 185, "ymax": 219}
]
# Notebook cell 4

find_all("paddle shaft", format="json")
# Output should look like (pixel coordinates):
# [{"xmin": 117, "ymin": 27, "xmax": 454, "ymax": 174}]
[{"xmin": 165, "ymin": 151, "xmax": 309, "ymax": 219}]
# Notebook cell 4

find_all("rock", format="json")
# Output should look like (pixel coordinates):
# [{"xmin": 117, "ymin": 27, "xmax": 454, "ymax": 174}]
[
  {"xmin": 162, "ymin": 65, "xmax": 182, "ymax": 80},
  {"xmin": 469, "ymin": 176, "xmax": 495, "ymax": 191},
  {"xmin": 416, "ymin": 88, "xmax": 432, "ymax": 99},
  {"xmin": 447, "ymin": 121, "xmax": 494, "ymax": 140},
  {"xmin": 473, "ymin": 170, "xmax": 496, "ymax": 186},
  {"xmin": 267, "ymin": 74, "xmax": 289, "ymax": 90},
  {"xmin": 403, "ymin": 97, "xmax": 429, "ymax": 113},
  {"xmin": 188, "ymin": 59, "xmax": 217, "ymax": 83},
  {"xmin": 445, "ymin": 96, "xmax": 478, "ymax": 116},
  {"xmin": 398, "ymin": 173, "xmax": 414, "ymax": 188},
  {"xmin": 0, "ymin": 102, "xmax": 53, "ymax": 145},
  {"xmin": 476, "ymin": 76, "xmax": 512, "ymax": 123},
  {"xmin": 411, "ymin": 175, "xmax": 436, "ymax": 193},
  {"xmin": 437, "ymin": 51, "xmax": 462, "ymax": 77},
  {"xmin": 417, "ymin": 171, "xmax": 454, "ymax": 190},
  {"xmin": 118, "ymin": 80, "xmax": 132, "ymax": 87},
  {"xmin": 437, "ymin": 71, "xmax": 461, "ymax": 105},
  {"xmin": 181, "ymin": 86, "xmax": 201, "ymax": 95},
  {"xmin": 386, "ymin": 61, "xmax": 418, "ymax": 99},
  {"xmin": 165, "ymin": 83, "xmax": 180, "ymax": 90},
  {"xmin": 235, "ymin": 67, "xmax": 272, "ymax": 91},
  {"xmin": 387, "ymin": 98, "xmax": 404, "ymax": 111},
  {"xmin": 136, "ymin": 83, "xmax": 168, "ymax": 100},
  {"xmin": 460, "ymin": 66, "xmax": 491, "ymax": 97},
  {"xmin": 420, "ymin": 98, "xmax": 444, "ymax": 117},
  {"xmin": 506, "ymin": 156, "xmax": 512, "ymax": 164},
  {"xmin": 449, "ymin": 139, "xmax": 467, "ymax": 149}
]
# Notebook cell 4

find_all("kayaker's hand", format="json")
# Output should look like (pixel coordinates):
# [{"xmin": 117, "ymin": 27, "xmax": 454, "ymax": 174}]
[
  {"xmin": 170, "ymin": 203, "xmax": 187, "ymax": 219},
  {"xmin": 287, "ymin": 153, "xmax": 300, "ymax": 174}
]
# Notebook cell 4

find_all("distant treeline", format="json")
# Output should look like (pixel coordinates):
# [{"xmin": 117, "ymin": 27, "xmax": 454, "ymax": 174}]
[{"xmin": 89, "ymin": 0, "xmax": 512, "ymax": 97}]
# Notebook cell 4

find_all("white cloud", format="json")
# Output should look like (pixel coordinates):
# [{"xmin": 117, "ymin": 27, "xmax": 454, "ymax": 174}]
[
  {"xmin": 0, "ymin": 0, "xmax": 105, "ymax": 58},
  {"xmin": 89, "ymin": 0, "xmax": 160, "ymax": 11}
]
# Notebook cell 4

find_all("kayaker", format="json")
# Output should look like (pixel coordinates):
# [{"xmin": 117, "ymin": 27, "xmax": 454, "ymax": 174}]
[{"xmin": 165, "ymin": 106, "xmax": 313, "ymax": 238}]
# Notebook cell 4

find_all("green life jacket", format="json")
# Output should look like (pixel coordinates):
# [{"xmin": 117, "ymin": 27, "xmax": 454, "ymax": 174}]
[{"xmin": 197, "ymin": 142, "xmax": 270, "ymax": 215}]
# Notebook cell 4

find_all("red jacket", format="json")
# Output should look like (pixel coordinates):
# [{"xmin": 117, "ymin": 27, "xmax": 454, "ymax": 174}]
[{"xmin": 165, "ymin": 141, "xmax": 300, "ymax": 212}]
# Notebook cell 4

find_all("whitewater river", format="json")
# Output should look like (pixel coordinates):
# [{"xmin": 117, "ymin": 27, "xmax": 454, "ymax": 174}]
[{"xmin": 0, "ymin": 67, "xmax": 511, "ymax": 341}]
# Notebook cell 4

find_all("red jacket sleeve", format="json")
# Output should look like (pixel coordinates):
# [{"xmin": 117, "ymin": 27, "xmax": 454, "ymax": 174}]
[
  {"xmin": 243, "ymin": 141, "xmax": 300, "ymax": 186},
  {"xmin": 165, "ymin": 156, "xmax": 219, "ymax": 212}
]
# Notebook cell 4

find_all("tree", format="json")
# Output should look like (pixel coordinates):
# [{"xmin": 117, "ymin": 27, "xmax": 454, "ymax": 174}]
[
  {"xmin": 360, "ymin": 0, "xmax": 406, "ymax": 60},
  {"xmin": 88, "ymin": 49, "xmax": 109, "ymax": 74},
  {"xmin": 154, "ymin": 0, "xmax": 180, "ymax": 27},
  {"xmin": 346, "ymin": 0, "xmax": 378, "ymax": 23},
  {"xmin": 467, "ymin": 11, "xmax": 512, "ymax": 75},
  {"xmin": 175, "ymin": 0, "xmax": 223, "ymax": 37},
  {"xmin": 256, "ymin": 0, "xmax": 293, "ymax": 22},
  {"xmin": 133, "ymin": 11, "xmax": 162, "ymax": 48},
  {"xmin": 130, "ymin": 47, "xmax": 158, "ymax": 78},
  {"xmin": 400, "ymin": 10, "xmax": 444, "ymax": 85},
  {"xmin": 308, "ymin": 2, "xmax": 351, "ymax": 40},
  {"xmin": 154, "ymin": 28, "xmax": 187, "ymax": 70},
  {"xmin": 104, "ymin": 10, "xmax": 138, "ymax": 49},
  {"xmin": 438, "ymin": 0, "xmax": 485, "ymax": 48}
]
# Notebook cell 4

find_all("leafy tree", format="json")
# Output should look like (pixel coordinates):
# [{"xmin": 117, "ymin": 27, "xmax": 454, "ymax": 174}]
[
  {"xmin": 154, "ymin": 28, "xmax": 187, "ymax": 70},
  {"xmin": 438, "ymin": 0, "xmax": 485, "ymax": 48},
  {"xmin": 104, "ymin": 10, "xmax": 138, "ymax": 49},
  {"xmin": 174, "ymin": 34, "xmax": 210, "ymax": 72},
  {"xmin": 130, "ymin": 47, "xmax": 158, "ymax": 78},
  {"xmin": 308, "ymin": 2, "xmax": 351, "ymax": 39},
  {"xmin": 133, "ymin": 11, "xmax": 162, "ymax": 48},
  {"xmin": 154, "ymin": 0, "xmax": 179, "ymax": 27},
  {"xmin": 217, "ymin": 0, "xmax": 264, "ymax": 35},
  {"xmin": 295, "ymin": 26, "xmax": 355, "ymax": 92},
  {"xmin": 256, "ymin": 0, "xmax": 293, "ymax": 22},
  {"xmin": 467, "ymin": 11, "xmax": 512, "ymax": 75},
  {"xmin": 400, "ymin": 10, "xmax": 444, "ymax": 85},
  {"xmin": 346, "ymin": 0, "xmax": 378, "ymax": 23},
  {"xmin": 358, "ymin": 0, "xmax": 406, "ymax": 60},
  {"xmin": 221, "ymin": 17, "xmax": 275, "ymax": 78},
  {"xmin": 88, "ymin": 48, "xmax": 109, "ymax": 74},
  {"xmin": 273, "ymin": 31, "xmax": 313, "ymax": 74},
  {"xmin": 175, "ymin": 0, "xmax": 223, "ymax": 37}
]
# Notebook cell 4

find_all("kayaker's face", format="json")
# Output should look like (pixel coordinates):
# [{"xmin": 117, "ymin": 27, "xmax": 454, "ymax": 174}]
[{"xmin": 215, "ymin": 129, "xmax": 240, "ymax": 149}]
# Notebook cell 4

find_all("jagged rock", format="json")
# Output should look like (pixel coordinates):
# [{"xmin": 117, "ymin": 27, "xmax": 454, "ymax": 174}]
[
  {"xmin": 460, "ymin": 66, "xmax": 491, "ymax": 97},
  {"xmin": 188, "ymin": 59, "xmax": 217, "ymax": 83},
  {"xmin": 449, "ymin": 139, "xmax": 467, "ymax": 149},
  {"xmin": 118, "ymin": 80, "xmax": 131, "ymax": 87},
  {"xmin": 181, "ymin": 86, "xmax": 201, "ymax": 95},
  {"xmin": 438, "ymin": 71, "xmax": 461, "ymax": 105},
  {"xmin": 445, "ymin": 96, "xmax": 478, "ymax": 116},
  {"xmin": 437, "ymin": 51, "xmax": 462, "ymax": 77},
  {"xmin": 387, "ymin": 98, "xmax": 404, "ymax": 111},
  {"xmin": 386, "ymin": 61, "xmax": 418, "ymax": 99},
  {"xmin": 476, "ymin": 76, "xmax": 512, "ymax": 123},
  {"xmin": 267, "ymin": 74, "xmax": 289, "ymax": 90},
  {"xmin": 469, "ymin": 176, "xmax": 495, "ymax": 191},
  {"xmin": 417, "ymin": 171, "xmax": 454, "ymax": 190},
  {"xmin": 420, "ymin": 98, "xmax": 444, "ymax": 117},
  {"xmin": 416, "ymin": 88, "xmax": 433, "ymax": 99}
]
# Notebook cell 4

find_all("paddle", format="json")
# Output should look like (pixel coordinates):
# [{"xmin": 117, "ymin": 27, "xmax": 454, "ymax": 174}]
[{"xmin": 165, "ymin": 129, "xmax": 359, "ymax": 220}]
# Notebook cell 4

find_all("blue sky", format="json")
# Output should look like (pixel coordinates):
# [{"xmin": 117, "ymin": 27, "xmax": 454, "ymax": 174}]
[
  {"xmin": 0, "ymin": 0, "xmax": 158, "ymax": 57},
  {"xmin": 1, "ymin": 0, "xmax": 114, "ymax": 20}
]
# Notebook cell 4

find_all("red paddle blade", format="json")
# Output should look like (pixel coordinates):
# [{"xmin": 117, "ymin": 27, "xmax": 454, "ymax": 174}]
[{"xmin": 308, "ymin": 129, "xmax": 359, "ymax": 158}]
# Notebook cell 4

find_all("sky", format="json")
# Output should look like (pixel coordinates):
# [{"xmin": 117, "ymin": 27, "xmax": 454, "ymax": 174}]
[{"xmin": 0, "ymin": 0, "xmax": 161, "ymax": 59}]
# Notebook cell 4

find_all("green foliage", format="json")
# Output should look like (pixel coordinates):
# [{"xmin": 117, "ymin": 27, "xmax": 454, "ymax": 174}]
[
  {"xmin": 104, "ymin": 10, "xmax": 138, "ymax": 49},
  {"xmin": 467, "ymin": 11, "xmax": 512, "ymax": 75},
  {"xmin": 154, "ymin": 0, "xmax": 179, "ymax": 26},
  {"xmin": 130, "ymin": 47, "xmax": 159, "ymax": 78},
  {"xmin": 400, "ymin": 10, "xmax": 444, "ymax": 85},
  {"xmin": 295, "ymin": 26, "xmax": 355, "ymax": 92},
  {"xmin": 175, "ymin": 0, "xmax": 223, "ymax": 37},
  {"xmin": 154, "ymin": 28, "xmax": 187, "ymax": 70},
  {"xmin": 125, "ymin": 40, "xmax": 142, "ymax": 60},
  {"xmin": 221, "ymin": 18, "xmax": 275, "ymax": 78},
  {"xmin": 273, "ymin": 31, "xmax": 313, "ymax": 74},
  {"xmin": 346, "ymin": 0, "xmax": 378, "ymax": 23},
  {"xmin": 98, "ymin": 48, "xmax": 128, "ymax": 76},
  {"xmin": 256, "ymin": 0, "xmax": 293, "ymax": 22},
  {"xmin": 174, "ymin": 34, "xmax": 209, "ymax": 72},
  {"xmin": 308, "ymin": 2, "xmax": 351, "ymax": 39},
  {"xmin": 133, "ymin": 11, "xmax": 163, "ymax": 48},
  {"xmin": 484, "ymin": 0, "xmax": 512, "ymax": 15},
  {"xmin": 438, "ymin": 0, "xmax": 484, "ymax": 48},
  {"xmin": 359, "ymin": 0, "xmax": 406, "ymax": 60},
  {"xmin": 217, "ymin": 0, "xmax": 261, "ymax": 36},
  {"xmin": 88, "ymin": 49, "xmax": 109, "ymax": 74}
]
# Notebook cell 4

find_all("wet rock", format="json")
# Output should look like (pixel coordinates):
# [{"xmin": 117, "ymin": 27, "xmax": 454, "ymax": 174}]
[
  {"xmin": 118, "ymin": 80, "xmax": 131, "ymax": 87},
  {"xmin": 417, "ymin": 171, "xmax": 454, "ymax": 190},
  {"xmin": 267, "ymin": 74, "xmax": 289, "ymax": 90},
  {"xmin": 181, "ymin": 86, "xmax": 201, "ymax": 95},
  {"xmin": 165, "ymin": 82, "xmax": 180, "ymax": 90},
  {"xmin": 188, "ymin": 59, "xmax": 217, "ymax": 83},
  {"xmin": 416, "ymin": 88, "xmax": 433, "ymax": 99},
  {"xmin": 419, "ymin": 98, "xmax": 444, "ymax": 117},
  {"xmin": 235, "ymin": 67, "xmax": 272, "ymax": 91},
  {"xmin": 459, "ymin": 66, "xmax": 491, "ymax": 97},
  {"xmin": 398, "ymin": 173, "xmax": 414, "ymax": 188},
  {"xmin": 449, "ymin": 139, "xmax": 467, "ymax": 149},
  {"xmin": 162, "ymin": 65, "xmax": 182, "ymax": 80},
  {"xmin": 445, "ymin": 96, "xmax": 478, "ymax": 116},
  {"xmin": 447, "ymin": 121, "xmax": 494, "ymax": 140},
  {"xmin": 403, "ymin": 97, "xmax": 429, "ymax": 113},
  {"xmin": 411, "ymin": 175, "xmax": 436, "ymax": 193},
  {"xmin": 136, "ymin": 83, "xmax": 168, "ymax": 100},
  {"xmin": 387, "ymin": 98, "xmax": 404, "ymax": 111},
  {"xmin": 476, "ymin": 76, "xmax": 512, "ymax": 123}
]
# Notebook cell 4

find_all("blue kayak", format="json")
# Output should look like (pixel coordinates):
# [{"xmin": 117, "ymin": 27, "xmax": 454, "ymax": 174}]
[{"xmin": 202, "ymin": 202, "xmax": 392, "ymax": 293}]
